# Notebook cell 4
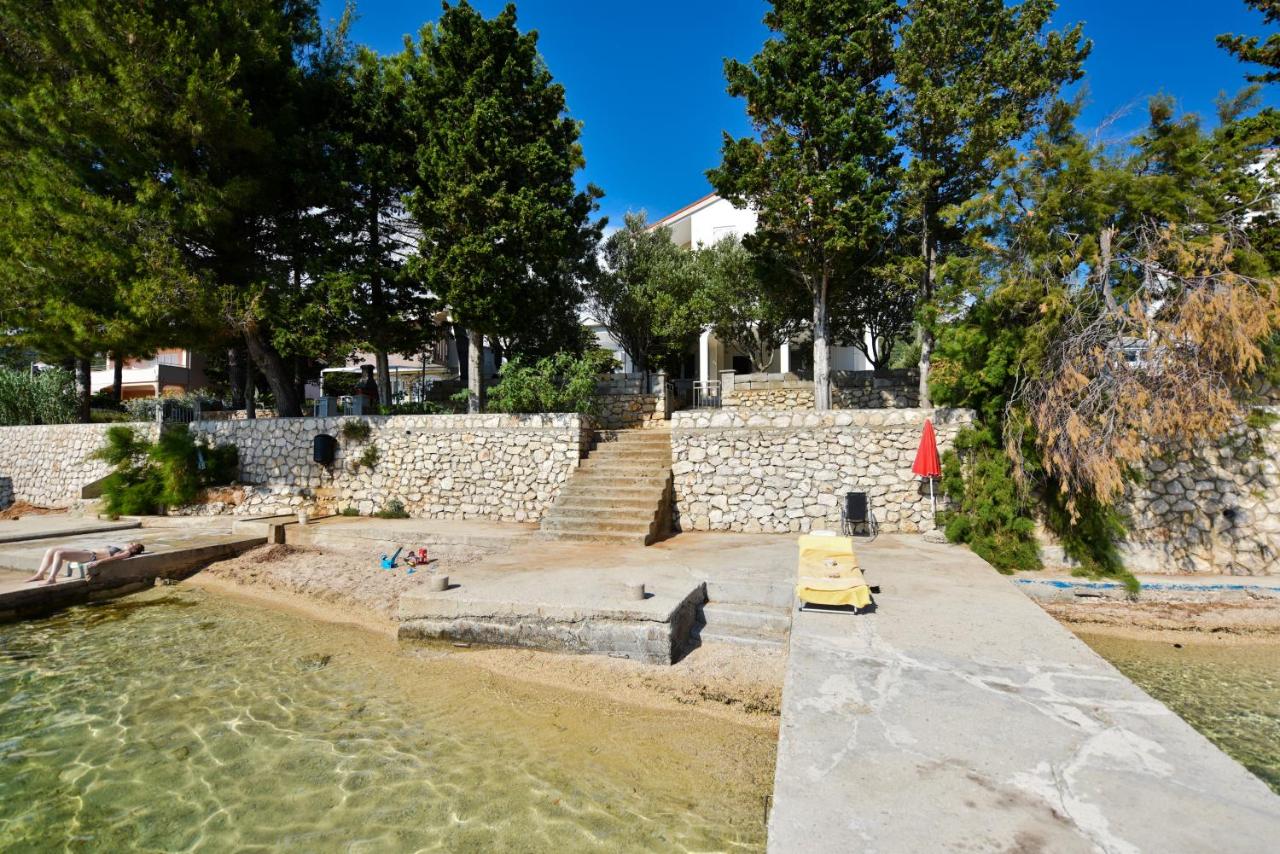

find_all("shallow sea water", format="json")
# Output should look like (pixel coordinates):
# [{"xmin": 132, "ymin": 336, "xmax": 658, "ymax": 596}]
[
  {"xmin": 0, "ymin": 587, "xmax": 774, "ymax": 852},
  {"xmin": 1077, "ymin": 632, "xmax": 1280, "ymax": 794}
]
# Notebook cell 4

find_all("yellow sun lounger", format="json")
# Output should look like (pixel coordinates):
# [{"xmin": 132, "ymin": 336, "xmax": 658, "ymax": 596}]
[{"xmin": 796, "ymin": 533, "xmax": 873, "ymax": 611}]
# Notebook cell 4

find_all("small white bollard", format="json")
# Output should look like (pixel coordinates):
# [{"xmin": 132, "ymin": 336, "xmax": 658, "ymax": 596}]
[
  {"xmin": 625, "ymin": 582, "xmax": 646, "ymax": 601},
  {"xmin": 428, "ymin": 574, "xmax": 450, "ymax": 592},
  {"xmin": 297, "ymin": 511, "xmax": 309, "ymax": 526}
]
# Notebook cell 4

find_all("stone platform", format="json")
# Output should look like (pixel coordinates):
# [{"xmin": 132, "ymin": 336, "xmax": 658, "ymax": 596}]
[
  {"xmin": 768, "ymin": 535, "xmax": 1280, "ymax": 852},
  {"xmin": 0, "ymin": 522, "xmax": 264, "ymax": 621}
]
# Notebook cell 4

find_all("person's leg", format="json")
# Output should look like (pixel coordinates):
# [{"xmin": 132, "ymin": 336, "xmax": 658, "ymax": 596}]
[
  {"xmin": 27, "ymin": 547, "xmax": 67, "ymax": 582},
  {"xmin": 43, "ymin": 549, "xmax": 94, "ymax": 585}
]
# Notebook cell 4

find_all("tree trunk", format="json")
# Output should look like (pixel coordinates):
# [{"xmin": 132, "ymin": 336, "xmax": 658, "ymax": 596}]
[
  {"xmin": 243, "ymin": 327, "xmax": 302, "ymax": 416},
  {"xmin": 1099, "ymin": 225, "xmax": 1119, "ymax": 314},
  {"xmin": 467, "ymin": 328, "xmax": 485, "ymax": 413},
  {"xmin": 244, "ymin": 366, "xmax": 256, "ymax": 420},
  {"xmin": 76, "ymin": 357, "xmax": 92, "ymax": 423},
  {"xmin": 109, "ymin": 352, "xmax": 124, "ymax": 403},
  {"xmin": 375, "ymin": 350, "xmax": 392, "ymax": 406},
  {"xmin": 813, "ymin": 279, "xmax": 832, "ymax": 411},
  {"xmin": 918, "ymin": 211, "xmax": 936, "ymax": 409}
]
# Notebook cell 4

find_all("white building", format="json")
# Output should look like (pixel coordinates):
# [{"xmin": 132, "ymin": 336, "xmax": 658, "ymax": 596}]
[{"xmin": 587, "ymin": 193, "xmax": 875, "ymax": 382}]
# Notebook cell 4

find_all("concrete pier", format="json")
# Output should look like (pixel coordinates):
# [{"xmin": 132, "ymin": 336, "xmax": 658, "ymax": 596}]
[
  {"xmin": 0, "ymin": 523, "xmax": 264, "ymax": 621},
  {"xmin": 767, "ymin": 536, "xmax": 1280, "ymax": 852}
]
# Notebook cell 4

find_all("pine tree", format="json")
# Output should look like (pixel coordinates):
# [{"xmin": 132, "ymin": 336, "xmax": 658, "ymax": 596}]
[
  {"xmin": 405, "ymin": 2, "xmax": 603, "ymax": 413},
  {"xmin": 893, "ymin": 0, "xmax": 1088, "ymax": 406},
  {"xmin": 709, "ymin": 0, "xmax": 898, "ymax": 410},
  {"xmin": 1220, "ymin": 1, "xmax": 1280, "ymax": 82}
]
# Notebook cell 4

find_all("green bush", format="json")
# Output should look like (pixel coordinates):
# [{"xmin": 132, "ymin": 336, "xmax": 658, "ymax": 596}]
[
  {"xmin": 340, "ymin": 506, "xmax": 360, "ymax": 517},
  {"xmin": 938, "ymin": 431, "xmax": 1041, "ymax": 574},
  {"xmin": 340, "ymin": 419, "xmax": 372, "ymax": 442},
  {"xmin": 0, "ymin": 366, "xmax": 78, "ymax": 425},
  {"xmin": 373, "ymin": 498, "xmax": 409, "ymax": 519},
  {"xmin": 93, "ymin": 425, "xmax": 239, "ymax": 515},
  {"xmin": 352, "ymin": 445, "xmax": 380, "ymax": 471},
  {"xmin": 486, "ymin": 349, "xmax": 618, "ymax": 415},
  {"xmin": 322, "ymin": 372, "xmax": 360, "ymax": 397}
]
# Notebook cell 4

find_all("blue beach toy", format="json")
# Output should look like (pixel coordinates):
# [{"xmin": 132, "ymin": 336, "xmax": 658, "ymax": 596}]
[{"xmin": 380, "ymin": 547, "xmax": 403, "ymax": 570}]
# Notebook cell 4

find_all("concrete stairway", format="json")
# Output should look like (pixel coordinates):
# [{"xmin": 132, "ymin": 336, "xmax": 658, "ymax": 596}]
[
  {"xmin": 539, "ymin": 429, "xmax": 673, "ymax": 545},
  {"xmin": 696, "ymin": 575, "xmax": 794, "ymax": 650}
]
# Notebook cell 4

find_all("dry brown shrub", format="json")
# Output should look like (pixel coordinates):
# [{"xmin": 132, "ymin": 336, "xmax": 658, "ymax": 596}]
[{"xmin": 1012, "ymin": 222, "xmax": 1280, "ymax": 514}]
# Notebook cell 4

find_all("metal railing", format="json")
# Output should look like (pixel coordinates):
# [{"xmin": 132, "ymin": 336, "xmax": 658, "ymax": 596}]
[{"xmin": 692, "ymin": 380, "xmax": 722, "ymax": 409}]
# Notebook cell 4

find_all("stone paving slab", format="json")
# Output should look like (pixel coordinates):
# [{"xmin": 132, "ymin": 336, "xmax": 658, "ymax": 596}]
[
  {"xmin": 0, "ymin": 515, "xmax": 139, "ymax": 544},
  {"xmin": 768, "ymin": 536, "xmax": 1280, "ymax": 853}
]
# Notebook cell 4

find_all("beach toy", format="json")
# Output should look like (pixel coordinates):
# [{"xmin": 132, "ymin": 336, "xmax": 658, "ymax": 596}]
[{"xmin": 379, "ymin": 546, "xmax": 403, "ymax": 570}]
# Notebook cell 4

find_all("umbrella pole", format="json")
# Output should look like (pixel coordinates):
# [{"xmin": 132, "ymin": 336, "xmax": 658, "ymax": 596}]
[{"xmin": 929, "ymin": 478, "xmax": 936, "ymax": 515}]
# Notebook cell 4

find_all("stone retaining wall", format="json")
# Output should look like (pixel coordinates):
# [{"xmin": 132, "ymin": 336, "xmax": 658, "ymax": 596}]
[
  {"xmin": 833, "ymin": 369, "xmax": 919, "ymax": 409},
  {"xmin": 723, "ymin": 370, "xmax": 919, "ymax": 411},
  {"xmin": 0, "ymin": 423, "xmax": 157, "ymax": 509},
  {"xmin": 189, "ymin": 413, "xmax": 588, "ymax": 521},
  {"xmin": 595, "ymin": 392, "xmax": 667, "ymax": 430},
  {"xmin": 670, "ymin": 408, "xmax": 974, "ymax": 534},
  {"xmin": 1112, "ymin": 410, "xmax": 1280, "ymax": 575}
]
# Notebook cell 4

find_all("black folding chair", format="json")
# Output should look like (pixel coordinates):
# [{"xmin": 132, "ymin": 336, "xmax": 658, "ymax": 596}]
[{"xmin": 840, "ymin": 491, "xmax": 876, "ymax": 538}]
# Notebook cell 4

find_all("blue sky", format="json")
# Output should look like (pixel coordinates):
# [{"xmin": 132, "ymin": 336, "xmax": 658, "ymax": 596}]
[{"xmin": 318, "ymin": 1, "xmax": 1278, "ymax": 226}]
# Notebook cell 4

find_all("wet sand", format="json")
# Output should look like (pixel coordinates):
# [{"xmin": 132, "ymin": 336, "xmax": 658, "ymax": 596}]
[
  {"xmin": 188, "ymin": 545, "xmax": 784, "ymax": 730},
  {"xmin": 1043, "ymin": 597, "xmax": 1280, "ymax": 644}
]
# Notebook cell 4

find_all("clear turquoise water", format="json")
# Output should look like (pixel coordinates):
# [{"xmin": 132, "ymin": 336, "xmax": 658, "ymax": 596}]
[
  {"xmin": 0, "ymin": 587, "xmax": 773, "ymax": 852},
  {"xmin": 1078, "ymin": 632, "xmax": 1280, "ymax": 795}
]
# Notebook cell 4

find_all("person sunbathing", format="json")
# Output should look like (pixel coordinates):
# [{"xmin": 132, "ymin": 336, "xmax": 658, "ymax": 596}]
[{"xmin": 26, "ymin": 542, "xmax": 145, "ymax": 585}]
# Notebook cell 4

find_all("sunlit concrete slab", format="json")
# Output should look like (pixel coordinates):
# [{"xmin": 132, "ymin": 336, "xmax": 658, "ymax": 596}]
[
  {"xmin": 0, "ymin": 527, "xmax": 264, "ymax": 621},
  {"xmin": 768, "ymin": 536, "xmax": 1280, "ymax": 852},
  {"xmin": 0, "ymin": 515, "xmax": 139, "ymax": 544}
]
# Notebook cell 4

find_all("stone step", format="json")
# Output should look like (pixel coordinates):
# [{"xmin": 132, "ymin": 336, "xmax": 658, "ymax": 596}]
[
  {"xmin": 539, "ymin": 529, "xmax": 652, "ymax": 545},
  {"xmin": 578, "ymin": 460, "xmax": 671, "ymax": 476},
  {"xmin": 700, "ymin": 603, "xmax": 792, "ymax": 636},
  {"xmin": 695, "ymin": 626, "xmax": 787, "ymax": 651},
  {"xmin": 557, "ymin": 483, "xmax": 668, "ymax": 499},
  {"xmin": 586, "ymin": 448, "xmax": 672, "ymax": 463},
  {"xmin": 566, "ymin": 472, "xmax": 671, "ymax": 488},
  {"xmin": 553, "ymin": 496, "xmax": 664, "ymax": 513},
  {"xmin": 705, "ymin": 578, "xmax": 796, "ymax": 610},
  {"xmin": 540, "ymin": 516, "xmax": 656, "ymax": 535}
]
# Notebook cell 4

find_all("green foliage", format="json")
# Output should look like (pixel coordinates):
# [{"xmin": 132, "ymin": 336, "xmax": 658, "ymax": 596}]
[
  {"xmin": 893, "ymin": 0, "xmax": 1089, "ymax": 403},
  {"xmin": 938, "ymin": 432, "xmax": 1041, "ymax": 573},
  {"xmin": 340, "ymin": 420, "xmax": 372, "ymax": 443},
  {"xmin": 1218, "ymin": 1, "xmax": 1280, "ymax": 82},
  {"xmin": 94, "ymin": 426, "xmax": 238, "ymax": 516},
  {"xmin": 696, "ymin": 236, "xmax": 806, "ymax": 372},
  {"xmin": 0, "ymin": 367, "xmax": 77, "ymax": 425},
  {"xmin": 322, "ymin": 373, "xmax": 360, "ymax": 398},
  {"xmin": 709, "ymin": 0, "xmax": 899, "ymax": 408},
  {"xmin": 405, "ymin": 2, "xmax": 603, "ymax": 412},
  {"xmin": 340, "ymin": 506, "xmax": 360, "ymax": 517},
  {"xmin": 353, "ymin": 446, "xmax": 380, "ymax": 471},
  {"xmin": 487, "ymin": 350, "xmax": 618, "ymax": 415},
  {"xmin": 588, "ymin": 213, "xmax": 707, "ymax": 373},
  {"xmin": 373, "ymin": 498, "xmax": 409, "ymax": 519}
]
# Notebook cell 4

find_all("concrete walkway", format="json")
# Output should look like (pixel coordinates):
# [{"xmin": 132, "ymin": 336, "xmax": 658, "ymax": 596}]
[
  {"xmin": 768, "ymin": 535, "xmax": 1280, "ymax": 853},
  {"xmin": 1016, "ymin": 571, "xmax": 1280, "ymax": 602},
  {"xmin": 0, "ymin": 515, "xmax": 139, "ymax": 544}
]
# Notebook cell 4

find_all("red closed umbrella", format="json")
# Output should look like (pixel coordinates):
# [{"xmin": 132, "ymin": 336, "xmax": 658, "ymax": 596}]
[{"xmin": 912, "ymin": 419, "xmax": 942, "ymax": 513}]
